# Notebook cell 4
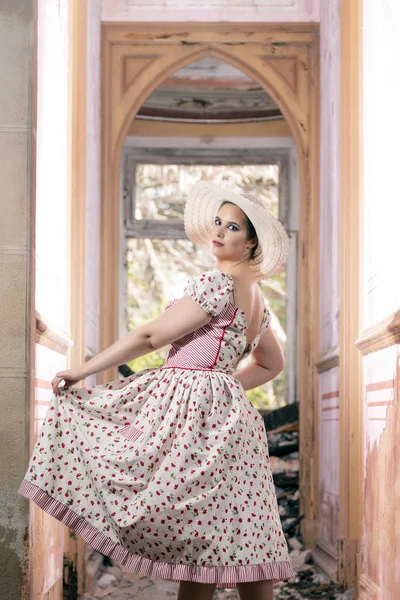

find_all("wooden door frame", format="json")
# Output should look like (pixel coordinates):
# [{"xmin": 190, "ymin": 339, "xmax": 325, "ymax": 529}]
[
  {"xmin": 100, "ymin": 21, "xmax": 320, "ymax": 548},
  {"xmin": 339, "ymin": 0, "xmax": 363, "ymax": 590}
]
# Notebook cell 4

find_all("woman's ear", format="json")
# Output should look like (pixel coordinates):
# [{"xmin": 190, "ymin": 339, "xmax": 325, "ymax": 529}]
[{"xmin": 247, "ymin": 236, "xmax": 258, "ymax": 249}]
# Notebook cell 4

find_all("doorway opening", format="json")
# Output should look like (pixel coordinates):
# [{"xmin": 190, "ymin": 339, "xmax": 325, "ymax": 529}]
[{"xmin": 101, "ymin": 21, "xmax": 319, "ymax": 548}]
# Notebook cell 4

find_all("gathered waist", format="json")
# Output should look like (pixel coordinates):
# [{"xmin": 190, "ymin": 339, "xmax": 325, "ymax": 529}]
[{"xmin": 160, "ymin": 365, "xmax": 234, "ymax": 376}]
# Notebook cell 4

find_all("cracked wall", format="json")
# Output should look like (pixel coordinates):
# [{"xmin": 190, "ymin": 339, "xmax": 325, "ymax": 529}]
[{"xmin": 0, "ymin": 0, "xmax": 33, "ymax": 598}]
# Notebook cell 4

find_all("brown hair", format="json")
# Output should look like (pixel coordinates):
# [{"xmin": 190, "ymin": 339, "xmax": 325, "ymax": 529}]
[{"xmin": 220, "ymin": 201, "xmax": 259, "ymax": 260}]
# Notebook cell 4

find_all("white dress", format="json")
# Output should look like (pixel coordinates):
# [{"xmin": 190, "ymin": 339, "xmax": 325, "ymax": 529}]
[{"xmin": 19, "ymin": 269, "xmax": 294, "ymax": 587}]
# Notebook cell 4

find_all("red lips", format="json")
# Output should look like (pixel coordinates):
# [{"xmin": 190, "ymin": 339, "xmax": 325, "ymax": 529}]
[{"xmin": 212, "ymin": 240, "xmax": 224, "ymax": 247}]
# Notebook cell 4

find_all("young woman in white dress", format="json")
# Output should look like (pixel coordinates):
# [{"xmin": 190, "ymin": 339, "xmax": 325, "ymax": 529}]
[{"xmin": 42, "ymin": 182, "xmax": 292, "ymax": 600}]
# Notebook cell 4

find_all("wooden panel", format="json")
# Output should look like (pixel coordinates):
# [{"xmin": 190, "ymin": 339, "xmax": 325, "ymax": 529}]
[
  {"xmin": 104, "ymin": 22, "xmax": 318, "ymax": 44},
  {"xmin": 263, "ymin": 56, "xmax": 298, "ymax": 94}
]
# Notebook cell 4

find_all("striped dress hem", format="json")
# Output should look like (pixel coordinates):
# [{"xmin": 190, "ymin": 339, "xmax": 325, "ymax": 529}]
[{"xmin": 19, "ymin": 479, "xmax": 296, "ymax": 588}]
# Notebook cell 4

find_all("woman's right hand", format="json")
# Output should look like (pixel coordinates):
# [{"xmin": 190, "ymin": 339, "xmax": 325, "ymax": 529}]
[{"xmin": 51, "ymin": 368, "xmax": 86, "ymax": 396}]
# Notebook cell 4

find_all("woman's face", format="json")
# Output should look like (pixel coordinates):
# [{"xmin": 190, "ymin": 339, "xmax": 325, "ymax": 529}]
[{"xmin": 211, "ymin": 202, "xmax": 256, "ymax": 262}]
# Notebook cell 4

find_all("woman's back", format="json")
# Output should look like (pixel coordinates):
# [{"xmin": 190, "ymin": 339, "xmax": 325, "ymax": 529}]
[{"xmin": 164, "ymin": 270, "xmax": 271, "ymax": 373}]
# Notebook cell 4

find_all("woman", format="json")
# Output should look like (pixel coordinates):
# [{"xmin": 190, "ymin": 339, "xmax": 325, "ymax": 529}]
[{"xmin": 19, "ymin": 181, "xmax": 295, "ymax": 600}]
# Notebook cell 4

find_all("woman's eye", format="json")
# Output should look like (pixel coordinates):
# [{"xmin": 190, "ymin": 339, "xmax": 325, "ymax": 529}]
[
  {"xmin": 229, "ymin": 224, "xmax": 239, "ymax": 231},
  {"xmin": 215, "ymin": 218, "xmax": 221, "ymax": 225}
]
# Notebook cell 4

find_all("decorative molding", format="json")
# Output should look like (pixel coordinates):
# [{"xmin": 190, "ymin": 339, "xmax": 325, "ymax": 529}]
[
  {"xmin": 316, "ymin": 346, "xmax": 339, "ymax": 373},
  {"xmin": 35, "ymin": 312, "xmax": 73, "ymax": 356},
  {"xmin": 123, "ymin": 55, "xmax": 160, "ymax": 93},
  {"xmin": 263, "ymin": 56, "xmax": 298, "ymax": 95},
  {"xmin": 356, "ymin": 309, "xmax": 400, "ymax": 356},
  {"xmin": 104, "ymin": 23, "xmax": 319, "ymax": 44},
  {"xmin": 313, "ymin": 537, "xmax": 338, "ymax": 581},
  {"xmin": 358, "ymin": 574, "xmax": 380, "ymax": 600}
]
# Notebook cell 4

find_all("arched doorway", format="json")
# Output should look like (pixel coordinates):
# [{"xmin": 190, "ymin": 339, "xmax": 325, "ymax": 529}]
[{"xmin": 100, "ymin": 22, "xmax": 319, "ymax": 547}]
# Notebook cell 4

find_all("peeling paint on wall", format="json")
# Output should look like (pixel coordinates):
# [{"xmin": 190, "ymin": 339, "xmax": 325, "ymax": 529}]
[{"xmin": 361, "ymin": 346, "xmax": 400, "ymax": 598}]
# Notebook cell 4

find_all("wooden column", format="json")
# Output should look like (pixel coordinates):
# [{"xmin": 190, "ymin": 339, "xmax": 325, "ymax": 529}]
[
  {"xmin": 65, "ymin": 0, "xmax": 88, "ymax": 595},
  {"xmin": 338, "ymin": 0, "xmax": 363, "ymax": 590}
]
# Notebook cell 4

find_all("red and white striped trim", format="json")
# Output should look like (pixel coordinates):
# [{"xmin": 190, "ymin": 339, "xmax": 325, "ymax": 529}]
[
  {"xmin": 19, "ymin": 480, "xmax": 295, "ymax": 587},
  {"xmin": 118, "ymin": 424, "xmax": 144, "ymax": 441},
  {"xmin": 164, "ymin": 303, "xmax": 238, "ymax": 370}
]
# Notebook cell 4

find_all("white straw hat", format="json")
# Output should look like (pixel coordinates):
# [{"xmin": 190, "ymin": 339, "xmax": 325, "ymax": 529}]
[{"xmin": 184, "ymin": 181, "xmax": 289, "ymax": 281}]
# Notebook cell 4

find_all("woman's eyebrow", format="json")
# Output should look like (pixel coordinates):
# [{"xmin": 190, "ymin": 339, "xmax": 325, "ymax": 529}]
[{"xmin": 215, "ymin": 215, "xmax": 241, "ymax": 228}]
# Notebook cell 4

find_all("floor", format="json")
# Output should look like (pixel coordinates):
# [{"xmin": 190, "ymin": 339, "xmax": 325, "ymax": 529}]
[{"xmin": 83, "ymin": 562, "xmax": 356, "ymax": 600}]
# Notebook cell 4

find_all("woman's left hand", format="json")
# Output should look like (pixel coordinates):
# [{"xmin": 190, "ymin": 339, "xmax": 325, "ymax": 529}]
[{"xmin": 51, "ymin": 368, "xmax": 86, "ymax": 396}]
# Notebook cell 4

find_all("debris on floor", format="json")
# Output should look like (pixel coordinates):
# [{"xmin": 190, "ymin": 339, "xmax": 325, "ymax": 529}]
[
  {"xmin": 84, "ymin": 558, "xmax": 355, "ymax": 600},
  {"xmin": 263, "ymin": 403, "xmax": 302, "ymax": 548}
]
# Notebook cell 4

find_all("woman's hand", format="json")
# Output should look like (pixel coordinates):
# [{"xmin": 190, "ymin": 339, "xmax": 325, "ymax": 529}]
[
  {"xmin": 233, "ymin": 326, "xmax": 285, "ymax": 391},
  {"xmin": 51, "ymin": 368, "xmax": 86, "ymax": 396}
]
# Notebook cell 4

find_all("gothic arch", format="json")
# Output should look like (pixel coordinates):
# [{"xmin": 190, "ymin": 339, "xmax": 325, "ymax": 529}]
[
  {"xmin": 100, "ymin": 22, "xmax": 319, "ymax": 547},
  {"xmin": 108, "ymin": 43, "xmax": 309, "ymax": 170}
]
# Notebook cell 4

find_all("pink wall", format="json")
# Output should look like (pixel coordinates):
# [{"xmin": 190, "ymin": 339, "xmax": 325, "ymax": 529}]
[
  {"xmin": 361, "ymin": 1, "xmax": 400, "ymax": 596},
  {"xmin": 316, "ymin": 0, "xmax": 340, "ymax": 571},
  {"xmin": 101, "ymin": 0, "xmax": 320, "ymax": 22},
  {"xmin": 362, "ymin": 346, "xmax": 399, "ymax": 598}
]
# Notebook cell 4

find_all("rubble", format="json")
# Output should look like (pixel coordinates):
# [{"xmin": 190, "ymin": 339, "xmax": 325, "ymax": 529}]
[
  {"xmin": 85, "ymin": 563, "xmax": 353, "ymax": 600},
  {"xmin": 266, "ymin": 428, "xmax": 302, "ymax": 543},
  {"xmin": 289, "ymin": 549, "xmax": 313, "ymax": 571},
  {"xmin": 261, "ymin": 404, "xmax": 354, "ymax": 599},
  {"xmin": 96, "ymin": 573, "xmax": 117, "ymax": 588}
]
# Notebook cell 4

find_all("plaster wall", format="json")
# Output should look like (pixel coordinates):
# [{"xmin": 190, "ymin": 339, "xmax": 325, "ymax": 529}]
[
  {"xmin": 101, "ymin": 0, "xmax": 320, "ymax": 22},
  {"xmin": 0, "ymin": 1, "xmax": 33, "ymax": 598},
  {"xmin": 361, "ymin": 0, "xmax": 400, "ymax": 596},
  {"xmin": 363, "ymin": 0, "xmax": 400, "ymax": 327},
  {"xmin": 85, "ymin": 0, "xmax": 102, "ymax": 365},
  {"xmin": 316, "ymin": 0, "xmax": 340, "ymax": 569}
]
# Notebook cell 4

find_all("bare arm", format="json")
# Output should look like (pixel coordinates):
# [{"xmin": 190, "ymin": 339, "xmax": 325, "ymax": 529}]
[
  {"xmin": 233, "ymin": 325, "xmax": 285, "ymax": 391},
  {"xmin": 52, "ymin": 295, "xmax": 211, "ymax": 394}
]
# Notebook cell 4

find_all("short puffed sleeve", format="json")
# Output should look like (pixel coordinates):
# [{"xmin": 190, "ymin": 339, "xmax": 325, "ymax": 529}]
[{"xmin": 183, "ymin": 270, "xmax": 234, "ymax": 317}]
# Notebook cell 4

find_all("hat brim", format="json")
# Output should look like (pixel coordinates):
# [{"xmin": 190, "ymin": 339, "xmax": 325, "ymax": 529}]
[{"xmin": 184, "ymin": 181, "xmax": 289, "ymax": 281}]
